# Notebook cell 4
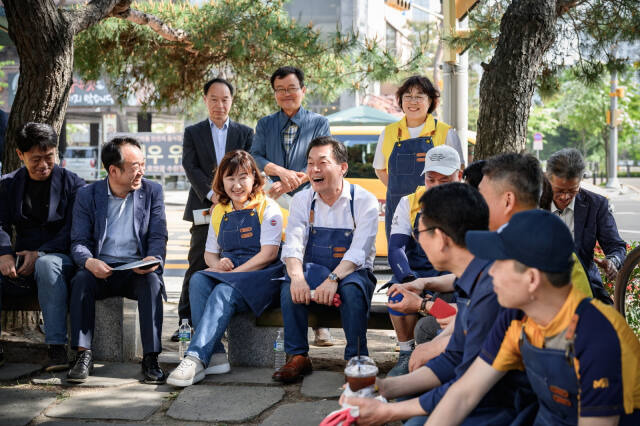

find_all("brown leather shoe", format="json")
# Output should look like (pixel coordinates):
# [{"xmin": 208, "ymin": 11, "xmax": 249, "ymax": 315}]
[{"xmin": 272, "ymin": 355, "xmax": 312, "ymax": 383}]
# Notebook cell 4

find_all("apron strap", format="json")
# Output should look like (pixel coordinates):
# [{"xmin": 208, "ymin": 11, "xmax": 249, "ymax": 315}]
[{"xmin": 309, "ymin": 183, "xmax": 356, "ymax": 229}]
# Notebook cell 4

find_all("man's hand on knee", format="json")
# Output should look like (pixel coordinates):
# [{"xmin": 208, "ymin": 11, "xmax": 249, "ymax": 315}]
[
  {"xmin": 313, "ymin": 279, "xmax": 338, "ymax": 306},
  {"xmin": 290, "ymin": 278, "xmax": 311, "ymax": 305},
  {"xmin": 0, "ymin": 254, "xmax": 17, "ymax": 278},
  {"xmin": 16, "ymin": 250, "xmax": 38, "ymax": 276},
  {"xmin": 85, "ymin": 258, "xmax": 113, "ymax": 279}
]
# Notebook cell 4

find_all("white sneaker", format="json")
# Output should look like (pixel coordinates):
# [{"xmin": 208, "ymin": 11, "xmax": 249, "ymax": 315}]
[
  {"xmin": 205, "ymin": 353, "xmax": 231, "ymax": 375},
  {"xmin": 166, "ymin": 356, "xmax": 205, "ymax": 387}
]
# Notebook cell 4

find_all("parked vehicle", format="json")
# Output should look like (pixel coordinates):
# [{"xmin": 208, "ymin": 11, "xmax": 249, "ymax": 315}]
[{"xmin": 62, "ymin": 146, "xmax": 98, "ymax": 181}]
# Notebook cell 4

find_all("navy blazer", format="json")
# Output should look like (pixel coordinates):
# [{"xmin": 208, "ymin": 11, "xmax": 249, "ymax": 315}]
[
  {"xmin": 0, "ymin": 165, "xmax": 85, "ymax": 256},
  {"xmin": 182, "ymin": 119, "xmax": 253, "ymax": 222},
  {"xmin": 573, "ymin": 188, "xmax": 627, "ymax": 302},
  {"xmin": 71, "ymin": 178, "xmax": 168, "ymax": 273}
]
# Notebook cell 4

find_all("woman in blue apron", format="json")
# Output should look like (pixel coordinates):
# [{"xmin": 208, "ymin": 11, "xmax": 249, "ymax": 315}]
[
  {"xmin": 167, "ymin": 150, "xmax": 284, "ymax": 387},
  {"xmin": 372, "ymin": 75, "xmax": 462, "ymax": 239}
]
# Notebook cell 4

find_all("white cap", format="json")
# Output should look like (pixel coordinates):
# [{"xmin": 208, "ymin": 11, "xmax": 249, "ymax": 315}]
[{"xmin": 421, "ymin": 145, "xmax": 461, "ymax": 176}]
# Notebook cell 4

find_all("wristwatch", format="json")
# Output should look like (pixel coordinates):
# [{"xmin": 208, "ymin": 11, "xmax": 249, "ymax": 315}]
[
  {"xmin": 418, "ymin": 298, "xmax": 429, "ymax": 317},
  {"xmin": 327, "ymin": 272, "xmax": 340, "ymax": 283}
]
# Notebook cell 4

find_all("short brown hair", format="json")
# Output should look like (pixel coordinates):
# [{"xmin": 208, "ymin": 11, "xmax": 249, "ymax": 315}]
[
  {"xmin": 212, "ymin": 150, "xmax": 265, "ymax": 205},
  {"xmin": 396, "ymin": 75, "xmax": 440, "ymax": 114}
]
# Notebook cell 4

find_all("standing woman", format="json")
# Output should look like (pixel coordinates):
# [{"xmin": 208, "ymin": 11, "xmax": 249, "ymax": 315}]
[
  {"xmin": 167, "ymin": 150, "xmax": 284, "ymax": 387},
  {"xmin": 373, "ymin": 75, "xmax": 464, "ymax": 239}
]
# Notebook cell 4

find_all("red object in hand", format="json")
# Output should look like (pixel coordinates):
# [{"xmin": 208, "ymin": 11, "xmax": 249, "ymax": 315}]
[
  {"xmin": 429, "ymin": 297, "xmax": 457, "ymax": 319},
  {"xmin": 333, "ymin": 294, "xmax": 342, "ymax": 307}
]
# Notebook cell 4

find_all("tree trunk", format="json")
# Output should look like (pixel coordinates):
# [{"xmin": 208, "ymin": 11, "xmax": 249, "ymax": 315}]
[
  {"xmin": 1, "ymin": 1, "xmax": 75, "ymax": 330},
  {"xmin": 475, "ymin": 0, "xmax": 558, "ymax": 159},
  {"xmin": 2, "ymin": 1, "xmax": 75, "ymax": 174}
]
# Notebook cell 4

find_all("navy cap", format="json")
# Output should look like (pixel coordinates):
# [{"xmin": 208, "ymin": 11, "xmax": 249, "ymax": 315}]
[{"xmin": 465, "ymin": 209, "xmax": 575, "ymax": 273}]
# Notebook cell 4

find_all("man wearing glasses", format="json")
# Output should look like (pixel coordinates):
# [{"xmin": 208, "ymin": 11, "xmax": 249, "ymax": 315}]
[
  {"xmin": 67, "ymin": 137, "xmax": 168, "ymax": 384},
  {"xmin": 251, "ymin": 66, "xmax": 333, "ymax": 346},
  {"xmin": 251, "ymin": 66, "xmax": 331, "ymax": 199},
  {"xmin": 546, "ymin": 148, "xmax": 626, "ymax": 303}
]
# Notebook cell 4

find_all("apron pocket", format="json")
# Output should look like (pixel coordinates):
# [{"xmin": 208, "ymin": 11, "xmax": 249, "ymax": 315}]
[{"xmin": 394, "ymin": 153, "xmax": 417, "ymax": 175}]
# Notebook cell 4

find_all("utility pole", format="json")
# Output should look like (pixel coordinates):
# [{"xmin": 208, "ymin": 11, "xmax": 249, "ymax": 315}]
[{"xmin": 606, "ymin": 48, "xmax": 620, "ymax": 189}]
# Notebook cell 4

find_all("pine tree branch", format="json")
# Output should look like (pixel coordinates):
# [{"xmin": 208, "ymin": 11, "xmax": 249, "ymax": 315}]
[
  {"xmin": 111, "ymin": 7, "xmax": 198, "ymax": 54},
  {"xmin": 66, "ymin": 0, "xmax": 123, "ymax": 35}
]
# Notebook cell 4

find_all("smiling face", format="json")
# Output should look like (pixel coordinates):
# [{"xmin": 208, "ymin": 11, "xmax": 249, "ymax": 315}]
[
  {"xmin": 548, "ymin": 174, "xmax": 580, "ymax": 211},
  {"xmin": 424, "ymin": 170, "xmax": 461, "ymax": 190},
  {"xmin": 223, "ymin": 166, "xmax": 255, "ymax": 208},
  {"xmin": 307, "ymin": 144, "xmax": 348, "ymax": 197},
  {"xmin": 400, "ymin": 85, "xmax": 431, "ymax": 124},
  {"xmin": 204, "ymin": 82, "xmax": 233, "ymax": 126},
  {"xmin": 273, "ymin": 73, "xmax": 306, "ymax": 116},
  {"xmin": 17, "ymin": 145, "xmax": 56, "ymax": 181},
  {"xmin": 110, "ymin": 143, "xmax": 145, "ymax": 192}
]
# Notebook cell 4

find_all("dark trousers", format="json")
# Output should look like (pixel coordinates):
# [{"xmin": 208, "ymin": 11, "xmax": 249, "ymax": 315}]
[
  {"xmin": 70, "ymin": 269, "xmax": 164, "ymax": 354},
  {"xmin": 178, "ymin": 223, "xmax": 208, "ymax": 325},
  {"xmin": 0, "ymin": 276, "xmax": 36, "ymax": 335}
]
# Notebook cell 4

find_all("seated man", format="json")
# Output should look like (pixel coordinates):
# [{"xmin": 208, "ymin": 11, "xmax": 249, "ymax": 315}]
[
  {"xmin": 345, "ymin": 183, "xmax": 536, "ymax": 426},
  {"xmin": 427, "ymin": 209, "xmax": 640, "ymax": 425},
  {"xmin": 0, "ymin": 122, "xmax": 84, "ymax": 370},
  {"xmin": 68, "ymin": 137, "xmax": 168, "ymax": 384},
  {"xmin": 272, "ymin": 137, "xmax": 379, "ymax": 383},
  {"xmin": 546, "ymin": 148, "xmax": 626, "ymax": 303},
  {"xmin": 385, "ymin": 145, "xmax": 462, "ymax": 376}
]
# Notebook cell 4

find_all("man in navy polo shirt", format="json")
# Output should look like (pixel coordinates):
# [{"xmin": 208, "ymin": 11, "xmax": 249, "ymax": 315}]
[{"xmin": 344, "ymin": 183, "xmax": 535, "ymax": 425}]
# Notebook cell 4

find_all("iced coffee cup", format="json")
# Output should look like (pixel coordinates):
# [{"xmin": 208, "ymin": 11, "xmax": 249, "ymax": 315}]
[{"xmin": 344, "ymin": 355, "xmax": 378, "ymax": 392}]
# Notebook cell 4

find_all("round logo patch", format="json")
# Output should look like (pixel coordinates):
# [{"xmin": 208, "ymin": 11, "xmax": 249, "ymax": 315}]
[{"xmin": 270, "ymin": 219, "xmax": 277, "ymax": 226}]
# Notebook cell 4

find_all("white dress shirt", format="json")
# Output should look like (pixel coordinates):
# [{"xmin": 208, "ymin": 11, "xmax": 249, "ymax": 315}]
[
  {"xmin": 552, "ymin": 197, "xmax": 576, "ymax": 239},
  {"xmin": 390, "ymin": 195, "xmax": 413, "ymax": 236},
  {"xmin": 206, "ymin": 117, "xmax": 230, "ymax": 201},
  {"xmin": 282, "ymin": 180, "xmax": 379, "ymax": 270}
]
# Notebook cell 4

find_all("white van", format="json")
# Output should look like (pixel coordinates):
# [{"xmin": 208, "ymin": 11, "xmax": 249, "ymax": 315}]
[{"xmin": 62, "ymin": 146, "xmax": 98, "ymax": 181}]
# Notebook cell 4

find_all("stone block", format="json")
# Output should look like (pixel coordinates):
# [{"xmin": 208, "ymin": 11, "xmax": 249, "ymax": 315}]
[
  {"xmin": 301, "ymin": 371, "xmax": 344, "ymax": 398},
  {"xmin": 167, "ymin": 385, "xmax": 283, "ymax": 422},
  {"xmin": 45, "ymin": 384, "xmax": 170, "ymax": 420},
  {"xmin": 227, "ymin": 312, "xmax": 279, "ymax": 368},
  {"xmin": 202, "ymin": 367, "xmax": 278, "ymax": 385},
  {"xmin": 260, "ymin": 400, "xmax": 338, "ymax": 426},
  {"xmin": 0, "ymin": 388, "xmax": 57, "ymax": 426},
  {"xmin": 93, "ymin": 298, "xmax": 141, "ymax": 362},
  {"xmin": 32, "ymin": 362, "xmax": 142, "ymax": 387},
  {"xmin": 0, "ymin": 363, "xmax": 42, "ymax": 381}
]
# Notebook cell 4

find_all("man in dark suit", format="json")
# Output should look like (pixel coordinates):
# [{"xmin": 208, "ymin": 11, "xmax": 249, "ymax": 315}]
[
  {"xmin": 176, "ymin": 77, "xmax": 253, "ymax": 339},
  {"xmin": 546, "ymin": 148, "xmax": 626, "ymax": 304},
  {"xmin": 0, "ymin": 122, "xmax": 84, "ymax": 370},
  {"xmin": 67, "ymin": 137, "xmax": 168, "ymax": 384}
]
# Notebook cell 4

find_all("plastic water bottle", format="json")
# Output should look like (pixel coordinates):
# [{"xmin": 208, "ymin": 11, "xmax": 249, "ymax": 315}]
[
  {"xmin": 178, "ymin": 319, "xmax": 192, "ymax": 360},
  {"xmin": 274, "ymin": 328, "xmax": 286, "ymax": 370}
]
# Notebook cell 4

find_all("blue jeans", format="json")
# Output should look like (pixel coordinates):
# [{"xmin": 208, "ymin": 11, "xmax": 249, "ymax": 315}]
[
  {"xmin": 0, "ymin": 253, "xmax": 73, "ymax": 345},
  {"xmin": 280, "ymin": 281, "xmax": 369, "ymax": 360},
  {"xmin": 35, "ymin": 254, "xmax": 74, "ymax": 345},
  {"xmin": 187, "ymin": 274, "xmax": 249, "ymax": 366}
]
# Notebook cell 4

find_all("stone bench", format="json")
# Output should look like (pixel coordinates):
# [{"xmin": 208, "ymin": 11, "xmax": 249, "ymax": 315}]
[
  {"xmin": 227, "ymin": 304, "xmax": 393, "ymax": 368},
  {"xmin": 2, "ymin": 294, "xmax": 141, "ymax": 362}
]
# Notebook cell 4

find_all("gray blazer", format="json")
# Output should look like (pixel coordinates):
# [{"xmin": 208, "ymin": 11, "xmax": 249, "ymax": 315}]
[{"xmin": 182, "ymin": 119, "xmax": 253, "ymax": 222}]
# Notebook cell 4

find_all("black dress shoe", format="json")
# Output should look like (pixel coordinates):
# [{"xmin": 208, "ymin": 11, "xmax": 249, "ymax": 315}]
[
  {"xmin": 67, "ymin": 350, "xmax": 93, "ymax": 383},
  {"xmin": 142, "ymin": 352, "xmax": 166, "ymax": 384},
  {"xmin": 46, "ymin": 344, "xmax": 69, "ymax": 372},
  {"xmin": 170, "ymin": 328, "xmax": 180, "ymax": 342}
]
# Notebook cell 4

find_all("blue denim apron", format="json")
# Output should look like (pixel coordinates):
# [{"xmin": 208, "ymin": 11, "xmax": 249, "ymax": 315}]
[
  {"xmin": 518, "ymin": 299, "xmax": 590, "ymax": 425},
  {"xmin": 384, "ymin": 125, "xmax": 435, "ymax": 239},
  {"xmin": 301, "ymin": 184, "xmax": 375, "ymax": 307},
  {"xmin": 407, "ymin": 213, "xmax": 444, "ymax": 278},
  {"xmin": 199, "ymin": 207, "xmax": 284, "ymax": 316}
]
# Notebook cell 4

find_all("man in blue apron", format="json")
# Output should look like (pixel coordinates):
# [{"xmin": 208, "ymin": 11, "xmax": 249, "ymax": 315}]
[
  {"xmin": 425, "ymin": 209, "xmax": 640, "ymax": 425},
  {"xmin": 272, "ymin": 137, "xmax": 379, "ymax": 383},
  {"xmin": 344, "ymin": 183, "xmax": 536, "ymax": 426},
  {"xmin": 385, "ymin": 145, "xmax": 462, "ymax": 376}
]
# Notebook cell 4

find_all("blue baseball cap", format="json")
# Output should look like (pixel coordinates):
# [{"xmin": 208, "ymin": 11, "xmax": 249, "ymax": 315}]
[{"xmin": 465, "ymin": 210, "xmax": 575, "ymax": 273}]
